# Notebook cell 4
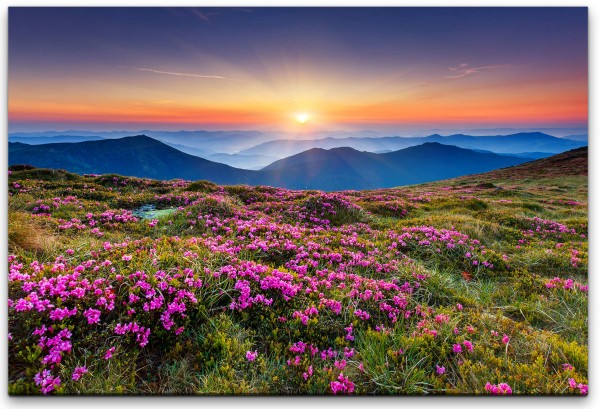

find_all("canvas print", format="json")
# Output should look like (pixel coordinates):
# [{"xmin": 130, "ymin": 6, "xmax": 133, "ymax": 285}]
[{"xmin": 7, "ymin": 7, "xmax": 588, "ymax": 395}]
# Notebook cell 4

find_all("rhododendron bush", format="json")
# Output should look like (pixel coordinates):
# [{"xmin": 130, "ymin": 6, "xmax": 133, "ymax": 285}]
[{"xmin": 8, "ymin": 168, "xmax": 588, "ymax": 395}]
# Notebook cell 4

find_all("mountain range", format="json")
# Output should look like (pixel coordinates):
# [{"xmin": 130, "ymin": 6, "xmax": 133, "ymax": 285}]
[
  {"xmin": 239, "ymin": 132, "xmax": 587, "ymax": 159},
  {"xmin": 9, "ymin": 131, "xmax": 586, "ymax": 170},
  {"xmin": 9, "ymin": 135, "xmax": 537, "ymax": 190}
]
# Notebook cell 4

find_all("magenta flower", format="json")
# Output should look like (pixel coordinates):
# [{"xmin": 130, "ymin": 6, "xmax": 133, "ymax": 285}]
[
  {"xmin": 83, "ymin": 308, "xmax": 101, "ymax": 324},
  {"xmin": 72, "ymin": 366, "xmax": 88, "ymax": 381},
  {"xmin": 246, "ymin": 350, "xmax": 258, "ymax": 362},
  {"xmin": 330, "ymin": 373, "xmax": 355, "ymax": 395},
  {"xmin": 485, "ymin": 382, "xmax": 513, "ymax": 395},
  {"xmin": 344, "ymin": 324, "xmax": 354, "ymax": 341},
  {"xmin": 34, "ymin": 370, "xmax": 61, "ymax": 394},
  {"xmin": 436, "ymin": 365, "xmax": 446, "ymax": 375},
  {"xmin": 104, "ymin": 347, "xmax": 115, "ymax": 360},
  {"xmin": 562, "ymin": 363, "xmax": 574, "ymax": 371},
  {"xmin": 452, "ymin": 343, "xmax": 463, "ymax": 354},
  {"xmin": 462, "ymin": 340, "xmax": 474, "ymax": 353},
  {"xmin": 568, "ymin": 378, "xmax": 588, "ymax": 395},
  {"xmin": 502, "ymin": 334, "xmax": 510, "ymax": 344}
]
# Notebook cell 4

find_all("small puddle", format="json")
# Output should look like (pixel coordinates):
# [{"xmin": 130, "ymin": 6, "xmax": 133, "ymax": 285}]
[{"xmin": 132, "ymin": 204, "xmax": 177, "ymax": 219}]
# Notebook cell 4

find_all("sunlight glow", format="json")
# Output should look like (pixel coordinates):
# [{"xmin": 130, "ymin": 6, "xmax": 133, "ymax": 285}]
[{"xmin": 295, "ymin": 113, "xmax": 310, "ymax": 124}]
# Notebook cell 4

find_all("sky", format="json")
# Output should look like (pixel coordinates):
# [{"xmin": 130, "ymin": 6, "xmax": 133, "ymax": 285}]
[{"xmin": 8, "ymin": 7, "xmax": 588, "ymax": 133}]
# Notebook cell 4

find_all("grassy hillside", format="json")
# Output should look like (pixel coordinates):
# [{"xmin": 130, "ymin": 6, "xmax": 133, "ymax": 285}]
[{"xmin": 7, "ymin": 149, "xmax": 588, "ymax": 395}]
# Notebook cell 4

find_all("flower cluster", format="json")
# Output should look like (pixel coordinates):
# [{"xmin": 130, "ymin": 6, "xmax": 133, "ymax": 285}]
[{"xmin": 485, "ymin": 382, "xmax": 513, "ymax": 395}]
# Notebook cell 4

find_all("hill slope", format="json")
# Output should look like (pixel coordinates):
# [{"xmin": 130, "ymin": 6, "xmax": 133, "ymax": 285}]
[{"xmin": 471, "ymin": 147, "xmax": 588, "ymax": 180}]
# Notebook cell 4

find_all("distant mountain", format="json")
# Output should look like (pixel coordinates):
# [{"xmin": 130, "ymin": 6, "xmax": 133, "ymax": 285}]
[
  {"xmin": 8, "ymin": 135, "xmax": 255, "ymax": 184},
  {"xmin": 207, "ymin": 153, "xmax": 279, "ymax": 170},
  {"xmin": 469, "ymin": 149, "xmax": 553, "ymax": 160},
  {"xmin": 9, "ymin": 130, "xmax": 383, "ymax": 155},
  {"xmin": 561, "ymin": 134, "xmax": 588, "ymax": 142},
  {"xmin": 9, "ymin": 130, "xmax": 276, "ymax": 154},
  {"xmin": 161, "ymin": 142, "xmax": 217, "ymax": 158},
  {"xmin": 7, "ymin": 136, "xmax": 535, "ymax": 191},
  {"xmin": 258, "ymin": 143, "xmax": 532, "ymax": 190},
  {"xmin": 422, "ymin": 132, "xmax": 586, "ymax": 153},
  {"xmin": 498, "ymin": 152, "xmax": 554, "ymax": 159},
  {"xmin": 240, "ymin": 132, "xmax": 586, "ymax": 159},
  {"xmin": 8, "ymin": 135, "xmax": 106, "ymax": 144}
]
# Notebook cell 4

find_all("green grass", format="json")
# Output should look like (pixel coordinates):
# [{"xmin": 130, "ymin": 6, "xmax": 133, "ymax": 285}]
[{"xmin": 7, "ymin": 167, "xmax": 588, "ymax": 395}]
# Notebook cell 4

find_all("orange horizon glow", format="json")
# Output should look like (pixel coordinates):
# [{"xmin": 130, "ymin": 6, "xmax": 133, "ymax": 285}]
[{"xmin": 8, "ymin": 85, "xmax": 587, "ymax": 129}]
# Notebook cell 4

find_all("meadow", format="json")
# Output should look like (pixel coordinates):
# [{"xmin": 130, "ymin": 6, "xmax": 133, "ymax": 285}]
[{"xmin": 7, "ymin": 150, "xmax": 588, "ymax": 395}]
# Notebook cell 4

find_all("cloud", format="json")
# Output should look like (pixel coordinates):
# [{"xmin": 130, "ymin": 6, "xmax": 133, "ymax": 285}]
[
  {"xmin": 131, "ymin": 67, "xmax": 231, "ymax": 80},
  {"xmin": 191, "ymin": 8, "xmax": 212, "ymax": 23},
  {"xmin": 189, "ymin": 8, "xmax": 224, "ymax": 23},
  {"xmin": 445, "ymin": 63, "xmax": 506, "ymax": 79}
]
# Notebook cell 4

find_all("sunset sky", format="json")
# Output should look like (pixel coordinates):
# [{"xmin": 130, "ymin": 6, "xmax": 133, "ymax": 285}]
[{"xmin": 8, "ymin": 7, "xmax": 588, "ymax": 133}]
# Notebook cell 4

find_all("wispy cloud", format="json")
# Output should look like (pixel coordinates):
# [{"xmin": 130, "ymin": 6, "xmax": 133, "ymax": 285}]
[
  {"xmin": 189, "ymin": 8, "xmax": 224, "ymax": 23},
  {"xmin": 131, "ymin": 67, "xmax": 231, "ymax": 80},
  {"xmin": 445, "ymin": 63, "xmax": 506, "ymax": 79},
  {"xmin": 191, "ymin": 8, "xmax": 212, "ymax": 23}
]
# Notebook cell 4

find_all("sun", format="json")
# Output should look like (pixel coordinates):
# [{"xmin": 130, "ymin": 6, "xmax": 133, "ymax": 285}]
[{"xmin": 295, "ymin": 113, "xmax": 310, "ymax": 124}]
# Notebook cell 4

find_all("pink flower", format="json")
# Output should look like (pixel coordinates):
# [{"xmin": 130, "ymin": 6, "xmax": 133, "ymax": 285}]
[
  {"xmin": 302, "ymin": 365, "xmax": 313, "ymax": 381},
  {"xmin": 34, "ymin": 370, "xmax": 61, "ymax": 394},
  {"xmin": 246, "ymin": 350, "xmax": 258, "ymax": 362},
  {"xmin": 502, "ymin": 334, "xmax": 510, "ymax": 344},
  {"xmin": 462, "ymin": 340, "xmax": 474, "ymax": 353},
  {"xmin": 330, "ymin": 373, "xmax": 355, "ymax": 395},
  {"xmin": 122, "ymin": 255, "xmax": 132, "ymax": 261},
  {"xmin": 83, "ymin": 308, "xmax": 101, "ymax": 324},
  {"xmin": 567, "ymin": 378, "xmax": 587, "ymax": 394},
  {"xmin": 452, "ymin": 343, "xmax": 463, "ymax": 354},
  {"xmin": 436, "ymin": 365, "xmax": 446, "ymax": 375},
  {"xmin": 104, "ymin": 347, "xmax": 115, "ymax": 360},
  {"xmin": 485, "ymin": 382, "xmax": 513, "ymax": 395},
  {"xmin": 344, "ymin": 324, "xmax": 354, "ymax": 341},
  {"xmin": 72, "ymin": 366, "xmax": 88, "ymax": 381}
]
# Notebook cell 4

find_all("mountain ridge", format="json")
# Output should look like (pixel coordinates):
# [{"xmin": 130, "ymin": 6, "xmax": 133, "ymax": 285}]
[
  {"xmin": 9, "ymin": 135, "xmax": 536, "ymax": 191},
  {"xmin": 8, "ymin": 135, "xmax": 256, "ymax": 184},
  {"xmin": 240, "ymin": 132, "xmax": 586, "ymax": 159}
]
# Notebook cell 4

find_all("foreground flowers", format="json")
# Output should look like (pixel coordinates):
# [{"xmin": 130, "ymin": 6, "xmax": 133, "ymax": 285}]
[{"xmin": 7, "ymin": 169, "xmax": 588, "ymax": 395}]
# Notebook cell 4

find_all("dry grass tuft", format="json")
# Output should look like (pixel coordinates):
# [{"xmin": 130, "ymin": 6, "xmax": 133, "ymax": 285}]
[{"xmin": 8, "ymin": 211, "xmax": 58, "ymax": 255}]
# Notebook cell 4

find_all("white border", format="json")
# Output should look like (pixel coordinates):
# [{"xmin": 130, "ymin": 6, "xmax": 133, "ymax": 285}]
[{"xmin": 1, "ymin": 1, "xmax": 595, "ymax": 409}]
